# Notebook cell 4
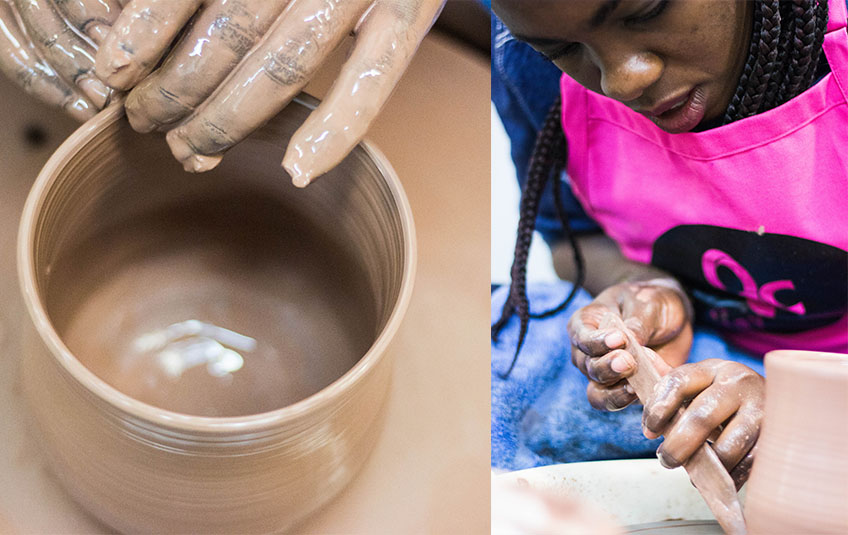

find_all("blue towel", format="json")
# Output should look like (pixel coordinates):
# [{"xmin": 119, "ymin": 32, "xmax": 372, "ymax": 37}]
[{"xmin": 491, "ymin": 281, "xmax": 764, "ymax": 471}]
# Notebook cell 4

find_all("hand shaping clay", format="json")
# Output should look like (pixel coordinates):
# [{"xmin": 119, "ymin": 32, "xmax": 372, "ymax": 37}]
[
  {"xmin": 52, "ymin": 0, "xmax": 121, "ymax": 44},
  {"xmin": 125, "ymin": 0, "xmax": 287, "ymax": 132},
  {"xmin": 12, "ymin": 0, "xmax": 108, "ymax": 106},
  {"xmin": 283, "ymin": 0, "xmax": 441, "ymax": 186},
  {"xmin": 0, "ymin": 0, "xmax": 95, "ymax": 120},
  {"xmin": 95, "ymin": 0, "xmax": 203, "ymax": 89},
  {"xmin": 165, "ymin": 0, "xmax": 373, "ymax": 173}
]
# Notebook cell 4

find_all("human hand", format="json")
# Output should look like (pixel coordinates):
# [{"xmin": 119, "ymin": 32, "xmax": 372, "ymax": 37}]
[
  {"xmin": 96, "ymin": 0, "xmax": 445, "ymax": 184},
  {"xmin": 642, "ymin": 359, "xmax": 764, "ymax": 489},
  {"xmin": 0, "ymin": 0, "xmax": 118, "ymax": 121},
  {"xmin": 567, "ymin": 278, "xmax": 693, "ymax": 411}
]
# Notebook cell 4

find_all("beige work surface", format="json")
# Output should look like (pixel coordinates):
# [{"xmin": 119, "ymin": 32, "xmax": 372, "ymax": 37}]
[{"xmin": 0, "ymin": 33, "xmax": 491, "ymax": 533}]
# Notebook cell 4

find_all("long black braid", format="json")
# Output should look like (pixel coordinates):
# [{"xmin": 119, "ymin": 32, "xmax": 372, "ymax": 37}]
[{"xmin": 493, "ymin": 0, "xmax": 829, "ymax": 377}]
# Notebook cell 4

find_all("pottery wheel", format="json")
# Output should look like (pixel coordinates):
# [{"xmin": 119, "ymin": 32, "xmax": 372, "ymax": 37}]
[{"xmin": 625, "ymin": 520, "xmax": 723, "ymax": 534}]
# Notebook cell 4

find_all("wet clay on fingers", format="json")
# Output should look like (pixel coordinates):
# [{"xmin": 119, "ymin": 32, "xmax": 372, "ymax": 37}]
[
  {"xmin": 166, "ymin": 0, "xmax": 373, "ymax": 173},
  {"xmin": 745, "ymin": 350, "xmax": 848, "ymax": 534},
  {"xmin": 53, "ymin": 0, "xmax": 121, "ymax": 44},
  {"xmin": 95, "ymin": 0, "xmax": 202, "ymax": 89},
  {"xmin": 12, "ymin": 0, "xmax": 109, "ymax": 106},
  {"xmin": 283, "ymin": 0, "xmax": 444, "ymax": 186},
  {"xmin": 125, "ymin": 0, "xmax": 288, "ymax": 133},
  {"xmin": 0, "ymin": 0, "xmax": 95, "ymax": 120}
]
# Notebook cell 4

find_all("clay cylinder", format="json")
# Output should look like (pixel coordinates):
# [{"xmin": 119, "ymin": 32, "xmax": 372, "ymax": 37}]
[
  {"xmin": 17, "ymin": 94, "xmax": 415, "ymax": 533},
  {"xmin": 745, "ymin": 350, "xmax": 848, "ymax": 534}
]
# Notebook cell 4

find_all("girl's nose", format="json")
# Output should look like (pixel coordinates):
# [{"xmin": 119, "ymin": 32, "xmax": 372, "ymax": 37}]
[{"xmin": 599, "ymin": 53, "xmax": 663, "ymax": 102}]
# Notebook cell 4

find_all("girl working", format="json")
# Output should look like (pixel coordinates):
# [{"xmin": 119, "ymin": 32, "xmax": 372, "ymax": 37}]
[{"xmin": 491, "ymin": 0, "xmax": 847, "ymax": 488}]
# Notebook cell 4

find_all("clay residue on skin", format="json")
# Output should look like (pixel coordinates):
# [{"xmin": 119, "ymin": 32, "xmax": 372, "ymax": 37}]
[
  {"xmin": 125, "ymin": 0, "xmax": 287, "ymax": 133},
  {"xmin": 645, "ymin": 359, "xmax": 764, "ymax": 485},
  {"xmin": 95, "ymin": 0, "xmax": 203, "ymax": 89},
  {"xmin": 12, "ymin": 0, "xmax": 108, "ymax": 107},
  {"xmin": 280, "ymin": 0, "xmax": 444, "ymax": 186},
  {"xmin": 165, "ymin": 0, "xmax": 372, "ymax": 172},
  {"xmin": 283, "ymin": 0, "xmax": 431, "ymax": 186},
  {"xmin": 52, "ymin": 0, "xmax": 121, "ymax": 44},
  {"xmin": 0, "ymin": 0, "xmax": 95, "ymax": 120}
]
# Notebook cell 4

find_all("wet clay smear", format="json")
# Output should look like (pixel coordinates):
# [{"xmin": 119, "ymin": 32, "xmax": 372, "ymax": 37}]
[{"xmin": 46, "ymin": 193, "xmax": 377, "ymax": 417}]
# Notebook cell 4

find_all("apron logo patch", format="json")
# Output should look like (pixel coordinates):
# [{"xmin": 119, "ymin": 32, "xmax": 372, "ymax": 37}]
[{"xmin": 651, "ymin": 225, "xmax": 847, "ymax": 333}]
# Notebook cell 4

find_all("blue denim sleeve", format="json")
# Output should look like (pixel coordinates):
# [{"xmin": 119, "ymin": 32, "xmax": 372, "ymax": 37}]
[{"xmin": 491, "ymin": 13, "xmax": 601, "ymax": 244}]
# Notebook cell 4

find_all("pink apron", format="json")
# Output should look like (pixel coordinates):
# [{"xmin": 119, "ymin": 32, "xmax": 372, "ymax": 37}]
[{"xmin": 560, "ymin": 2, "xmax": 848, "ymax": 355}]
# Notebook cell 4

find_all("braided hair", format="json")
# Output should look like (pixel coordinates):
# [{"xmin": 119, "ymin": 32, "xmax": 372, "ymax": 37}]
[{"xmin": 493, "ymin": 0, "xmax": 829, "ymax": 377}]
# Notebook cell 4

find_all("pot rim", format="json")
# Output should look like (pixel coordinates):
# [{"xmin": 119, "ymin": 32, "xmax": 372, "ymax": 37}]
[
  {"xmin": 17, "ymin": 95, "xmax": 417, "ymax": 434},
  {"xmin": 765, "ymin": 349, "xmax": 848, "ymax": 377}
]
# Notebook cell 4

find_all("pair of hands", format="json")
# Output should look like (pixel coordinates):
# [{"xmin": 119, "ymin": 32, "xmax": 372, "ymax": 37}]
[
  {"xmin": 568, "ymin": 278, "xmax": 764, "ymax": 488},
  {"xmin": 1, "ymin": 0, "xmax": 444, "ymax": 184}
]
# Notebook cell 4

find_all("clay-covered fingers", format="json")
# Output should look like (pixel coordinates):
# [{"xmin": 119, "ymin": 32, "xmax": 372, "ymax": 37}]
[
  {"xmin": 53, "ymin": 0, "xmax": 122, "ymax": 44},
  {"xmin": 642, "ymin": 361, "xmax": 718, "ymax": 441},
  {"xmin": 584, "ymin": 349, "xmax": 637, "ymax": 385},
  {"xmin": 567, "ymin": 303, "xmax": 627, "ymax": 357},
  {"xmin": 166, "ymin": 0, "xmax": 373, "ymax": 173},
  {"xmin": 12, "ymin": 0, "xmax": 109, "ymax": 106},
  {"xmin": 712, "ymin": 410, "xmax": 761, "ymax": 474},
  {"xmin": 728, "ymin": 442, "xmax": 757, "ymax": 490},
  {"xmin": 713, "ymin": 381, "xmax": 763, "ymax": 486},
  {"xmin": 282, "ymin": 0, "xmax": 446, "ymax": 186},
  {"xmin": 0, "ymin": 0, "xmax": 95, "ymax": 120},
  {"xmin": 644, "ymin": 359, "xmax": 764, "ymax": 472},
  {"xmin": 599, "ymin": 280, "xmax": 689, "ymax": 347},
  {"xmin": 586, "ymin": 379, "xmax": 637, "ymax": 411},
  {"xmin": 125, "ymin": 0, "xmax": 288, "ymax": 133},
  {"xmin": 96, "ymin": 0, "xmax": 202, "ymax": 89}
]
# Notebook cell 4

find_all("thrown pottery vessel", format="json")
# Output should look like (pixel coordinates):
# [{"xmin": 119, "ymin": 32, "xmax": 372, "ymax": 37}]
[
  {"xmin": 18, "ymin": 95, "xmax": 415, "ymax": 533},
  {"xmin": 745, "ymin": 350, "xmax": 848, "ymax": 534}
]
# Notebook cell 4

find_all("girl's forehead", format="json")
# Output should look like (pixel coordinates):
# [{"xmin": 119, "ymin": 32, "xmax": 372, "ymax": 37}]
[{"xmin": 494, "ymin": 0, "xmax": 632, "ymax": 38}]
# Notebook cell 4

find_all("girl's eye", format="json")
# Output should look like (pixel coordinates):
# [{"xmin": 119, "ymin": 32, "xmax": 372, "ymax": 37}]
[
  {"xmin": 624, "ymin": 0, "xmax": 670, "ymax": 26},
  {"xmin": 544, "ymin": 42, "xmax": 580, "ymax": 61}
]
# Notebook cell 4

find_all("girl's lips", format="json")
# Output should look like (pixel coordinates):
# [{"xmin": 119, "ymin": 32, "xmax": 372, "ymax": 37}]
[{"xmin": 646, "ymin": 86, "xmax": 708, "ymax": 133}]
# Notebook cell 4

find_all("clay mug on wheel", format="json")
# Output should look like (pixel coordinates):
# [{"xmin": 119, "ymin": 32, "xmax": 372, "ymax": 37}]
[
  {"xmin": 744, "ymin": 350, "xmax": 848, "ymax": 534},
  {"xmin": 17, "ymin": 95, "xmax": 415, "ymax": 533}
]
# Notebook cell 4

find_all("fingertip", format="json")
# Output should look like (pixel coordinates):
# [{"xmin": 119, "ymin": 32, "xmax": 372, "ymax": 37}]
[
  {"xmin": 656, "ymin": 447, "xmax": 680, "ymax": 469},
  {"xmin": 291, "ymin": 172, "xmax": 310, "ymax": 188},
  {"xmin": 77, "ymin": 77, "xmax": 110, "ymax": 109},
  {"xmin": 182, "ymin": 153, "xmax": 221, "ymax": 173},
  {"xmin": 166, "ymin": 129, "xmax": 221, "ymax": 173},
  {"xmin": 166, "ymin": 128, "xmax": 192, "ymax": 159},
  {"xmin": 604, "ymin": 330, "xmax": 625, "ymax": 349},
  {"xmin": 64, "ymin": 96, "xmax": 96, "ymax": 122},
  {"xmin": 86, "ymin": 22, "xmax": 111, "ymax": 45},
  {"xmin": 125, "ymin": 101, "xmax": 158, "ymax": 133},
  {"xmin": 282, "ymin": 152, "xmax": 309, "ymax": 187},
  {"xmin": 610, "ymin": 352, "xmax": 635, "ymax": 374},
  {"xmin": 95, "ymin": 44, "xmax": 136, "ymax": 89}
]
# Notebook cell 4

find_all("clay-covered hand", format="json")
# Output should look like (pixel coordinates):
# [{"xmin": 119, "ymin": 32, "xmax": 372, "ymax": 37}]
[
  {"xmin": 0, "ymin": 0, "xmax": 119, "ymax": 121},
  {"xmin": 96, "ymin": 0, "xmax": 445, "ymax": 184},
  {"xmin": 567, "ymin": 278, "xmax": 693, "ymax": 411},
  {"xmin": 642, "ymin": 359, "xmax": 764, "ymax": 489}
]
